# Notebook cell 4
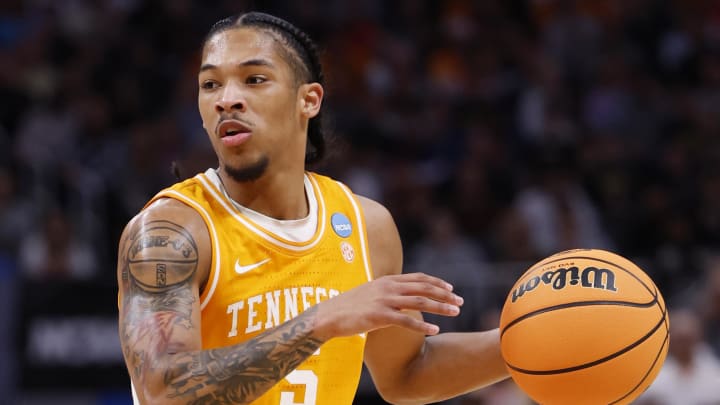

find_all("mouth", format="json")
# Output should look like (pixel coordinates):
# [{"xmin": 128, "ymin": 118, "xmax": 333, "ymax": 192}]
[
  {"xmin": 217, "ymin": 119, "xmax": 252, "ymax": 147},
  {"xmin": 217, "ymin": 120, "xmax": 251, "ymax": 138}
]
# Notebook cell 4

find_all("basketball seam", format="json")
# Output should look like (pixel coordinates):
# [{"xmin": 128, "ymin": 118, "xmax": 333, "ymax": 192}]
[
  {"xmin": 132, "ymin": 224, "xmax": 199, "ymax": 249},
  {"xmin": 500, "ymin": 298, "xmax": 658, "ymax": 338},
  {"xmin": 129, "ymin": 224, "xmax": 199, "ymax": 261},
  {"xmin": 505, "ymin": 305, "xmax": 667, "ymax": 375},
  {"xmin": 132, "ymin": 277, "xmax": 190, "ymax": 290},
  {"xmin": 128, "ymin": 258, "xmax": 198, "ymax": 263},
  {"xmin": 609, "ymin": 327, "xmax": 669, "ymax": 405}
]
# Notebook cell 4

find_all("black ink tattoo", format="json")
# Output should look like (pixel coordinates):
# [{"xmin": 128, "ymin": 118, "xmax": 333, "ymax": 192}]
[
  {"xmin": 157, "ymin": 263, "xmax": 167, "ymax": 287},
  {"xmin": 165, "ymin": 307, "xmax": 323, "ymax": 404},
  {"xmin": 120, "ymin": 220, "xmax": 199, "ymax": 386},
  {"xmin": 119, "ymin": 219, "xmax": 325, "ymax": 404},
  {"xmin": 126, "ymin": 220, "xmax": 198, "ymax": 292}
]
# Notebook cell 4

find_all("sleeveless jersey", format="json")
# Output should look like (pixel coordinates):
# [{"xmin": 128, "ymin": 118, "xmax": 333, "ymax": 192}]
[{"xmin": 146, "ymin": 169, "xmax": 373, "ymax": 405}]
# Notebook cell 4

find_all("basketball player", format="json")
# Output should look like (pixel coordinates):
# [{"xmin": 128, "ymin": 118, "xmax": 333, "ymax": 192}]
[{"xmin": 117, "ymin": 12, "xmax": 508, "ymax": 404}]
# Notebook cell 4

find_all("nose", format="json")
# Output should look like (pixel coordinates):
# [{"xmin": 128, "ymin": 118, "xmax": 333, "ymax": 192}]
[{"xmin": 215, "ymin": 84, "xmax": 246, "ymax": 113}]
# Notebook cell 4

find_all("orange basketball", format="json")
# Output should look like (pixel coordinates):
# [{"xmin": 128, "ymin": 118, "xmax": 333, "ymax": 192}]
[{"xmin": 499, "ymin": 249, "xmax": 669, "ymax": 405}]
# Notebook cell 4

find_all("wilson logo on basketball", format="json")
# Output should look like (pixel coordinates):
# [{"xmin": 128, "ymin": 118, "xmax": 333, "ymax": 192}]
[{"xmin": 511, "ymin": 266, "xmax": 617, "ymax": 303}]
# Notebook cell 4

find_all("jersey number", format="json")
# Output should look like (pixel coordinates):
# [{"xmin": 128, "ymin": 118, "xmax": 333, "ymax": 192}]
[{"xmin": 280, "ymin": 369, "xmax": 318, "ymax": 405}]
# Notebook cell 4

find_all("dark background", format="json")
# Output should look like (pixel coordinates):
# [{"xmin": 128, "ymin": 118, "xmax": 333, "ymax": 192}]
[{"xmin": 1, "ymin": 0, "xmax": 719, "ymax": 404}]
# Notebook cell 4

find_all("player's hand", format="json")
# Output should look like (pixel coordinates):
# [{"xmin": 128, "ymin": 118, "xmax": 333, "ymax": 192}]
[{"xmin": 312, "ymin": 272, "xmax": 464, "ymax": 341}]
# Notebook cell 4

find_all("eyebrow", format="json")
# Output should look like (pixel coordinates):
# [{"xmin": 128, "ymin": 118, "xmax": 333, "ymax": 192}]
[{"xmin": 199, "ymin": 59, "xmax": 276, "ymax": 72}]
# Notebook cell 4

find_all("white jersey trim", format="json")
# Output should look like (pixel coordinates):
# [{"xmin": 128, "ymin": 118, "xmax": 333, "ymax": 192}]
[
  {"xmin": 205, "ymin": 169, "xmax": 318, "ymax": 242},
  {"xmin": 336, "ymin": 182, "xmax": 374, "ymax": 283},
  {"xmin": 196, "ymin": 172, "xmax": 327, "ymax": 252},
  {"xmin": 161, "ymin": 189, "xmax": 222, "ymax": 311}
]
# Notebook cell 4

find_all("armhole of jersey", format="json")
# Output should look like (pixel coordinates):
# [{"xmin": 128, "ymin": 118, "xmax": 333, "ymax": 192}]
[
  {"xmin": 155, "ymin": 190, "xmax": 222, "ymax": 311},
  {"xmin": 336, "ymin": 182, "xmax": 374, "ymax": 282}
]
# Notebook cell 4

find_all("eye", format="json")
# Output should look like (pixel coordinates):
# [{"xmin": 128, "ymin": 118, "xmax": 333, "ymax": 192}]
[
  {"xmin": 246, "ymin": 75, "xmax": 267, "ymax": 85},
  {"xmin": 200, "ymin": 80, "xmax": 220, "ymax": 90}
]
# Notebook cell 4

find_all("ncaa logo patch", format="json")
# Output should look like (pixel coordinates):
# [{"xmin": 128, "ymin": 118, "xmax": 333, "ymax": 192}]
[{"xmin": 331, "ymin": 213, "xmax": 352, "ymax": 238}]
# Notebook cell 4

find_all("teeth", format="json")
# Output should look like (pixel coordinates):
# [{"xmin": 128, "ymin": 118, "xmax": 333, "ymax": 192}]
[{"xmin": 219, "ymin": 121, "xmax": 248, "ymax": 137}]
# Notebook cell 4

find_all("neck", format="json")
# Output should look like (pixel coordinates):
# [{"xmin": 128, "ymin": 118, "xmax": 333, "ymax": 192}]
[{"xmin": 218, "ymin": 168, "xmax": 308, "ymax": 220}]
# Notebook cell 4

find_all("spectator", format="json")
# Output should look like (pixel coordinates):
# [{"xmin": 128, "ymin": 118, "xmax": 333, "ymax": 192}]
[
  {"xmin": 18, "ymin": 207, "xmax": 97, "ymax": 280},
  {"xmin": 408, "ymin": 208, "xmax": 491, "ymax": 334},
  {"xmin": 512, "ymin": 142, "xmax": 615, "ymax": 258},
  {"xmin": 3, "ymin": 0, "xmax": 720, "ymax": 401},
  {"xmin": 0, "ymin": 166, "xmax": 36, "ymax": 254},
  {"xmin": 697, "ymin": 257, "xmax": 720, "ymax": 357},
  {"xmin": 636, "ymin": 308, "xmax": 720, "ymax": 405}
]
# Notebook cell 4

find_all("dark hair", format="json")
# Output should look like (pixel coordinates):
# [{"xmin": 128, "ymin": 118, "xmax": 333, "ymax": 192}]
[{"xmin": 204, "ymin": 12, "xmax": 327, "ymax": 165}]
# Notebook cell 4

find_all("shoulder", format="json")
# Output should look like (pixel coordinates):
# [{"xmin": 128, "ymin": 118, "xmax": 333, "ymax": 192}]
[
  {"xmin": 356, "ymin": 195, "xmax": 394, "ymax": 232},
  {"xmin": 355, "ymin": 195, "xmax": 403, "ymax": 278},
  {"xmin": 309, "ymin": 172, "xmax": 397, "ymax": 245},
  {"xmin": 123, "ymin": 197, "xmax": 209, "ymax": 240},
  {"xmin": 119, "ymin": 197, "xmax": 211, "ymax": 290},
  {"xmin": 308, "ymin": 172, "xmax": 403, "ymax": 277}
]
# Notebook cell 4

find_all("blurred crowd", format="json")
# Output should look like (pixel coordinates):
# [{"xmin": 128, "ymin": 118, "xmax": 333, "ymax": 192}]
[{"xmin": 2, "ymin": 0, "xmax": 720, "ymax": 403}]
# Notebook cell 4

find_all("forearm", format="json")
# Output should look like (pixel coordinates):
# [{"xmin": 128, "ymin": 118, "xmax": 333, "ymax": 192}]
[
  {"xmin": 134, "ymin": 307, "xmax": 323, "ymax": 404},
  {"xmin": 401, "ymin": 329, "xmax": 509, "ymax": 403}
]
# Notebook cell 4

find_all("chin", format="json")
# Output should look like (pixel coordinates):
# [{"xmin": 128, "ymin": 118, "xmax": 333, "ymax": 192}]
[{"xmin": 223, "ymin": 156, "xmax": 269, "ymax": 182}]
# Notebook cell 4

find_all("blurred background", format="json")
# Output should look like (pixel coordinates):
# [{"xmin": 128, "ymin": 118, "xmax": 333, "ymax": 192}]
[{"xmin": 1, "ymin": 0, "xmax": 720, "ymax": 404}]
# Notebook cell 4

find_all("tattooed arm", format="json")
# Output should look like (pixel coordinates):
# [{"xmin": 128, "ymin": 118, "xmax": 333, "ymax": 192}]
[
  {"xmin": 118, "ymin": 199, "xmax": 323, "ymax": 404},
  {"xmin": 118, "ymin": 198, "xmax": 465, "ymax": 404}
]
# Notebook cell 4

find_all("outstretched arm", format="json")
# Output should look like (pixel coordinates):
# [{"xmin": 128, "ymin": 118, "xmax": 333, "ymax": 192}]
[{"xmin": 359, "ymin": 196, "xmax": 509, "ymax": 404}]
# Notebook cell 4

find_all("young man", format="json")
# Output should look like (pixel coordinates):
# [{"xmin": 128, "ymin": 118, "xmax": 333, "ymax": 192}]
[{"xmin": 117, "ymin": 12, "xmax": 509, "ymax": 404}]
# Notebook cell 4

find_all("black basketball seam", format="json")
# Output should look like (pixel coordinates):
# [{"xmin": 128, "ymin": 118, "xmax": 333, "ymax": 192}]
[
  {"xmin": 131, "ymin": 223, "xmax": 199, "ymax": 251},
  {"xmin": 132, "ymin": 276, "xmax": 190, "ymax": 291},
  {"xmin": 145, "ymin": 220, "xmax": 197, "ymax": 237},
  {"xmin": 505, "ymin": 306, "xmax": 667, "ymax": 375},
  {"xmin": 656, "ymin": 285, "xmax": 669, "ymax": 334},
  {"xmin": 609, "ymin": 326, "xmax": 669, "ymax": 405},
  {"xmin": 128, "ymin": 258, "xmax": 198, "ymax": 264},
  {"xmin": 500, "ymin": 298, "xmax": 658, "ymax": 338}
]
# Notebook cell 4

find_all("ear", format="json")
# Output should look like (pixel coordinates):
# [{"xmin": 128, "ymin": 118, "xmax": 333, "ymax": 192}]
[{"xmin": 298, "ymin": 82, "xmax": 324, "ymax": 119}]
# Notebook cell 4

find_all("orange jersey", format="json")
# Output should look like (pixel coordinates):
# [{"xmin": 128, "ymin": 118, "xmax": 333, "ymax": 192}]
[{"xmin": 146, "ymin": 169, "xmax": 373, "ymax": 405}]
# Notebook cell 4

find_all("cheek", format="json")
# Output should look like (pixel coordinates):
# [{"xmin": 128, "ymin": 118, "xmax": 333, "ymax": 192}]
[
  {"xmin": 265, "ymin": 93, "xmax": 300, "ymax": 126},
  {"xmin": 198, "ymin": 99, "xmax": 215, "ymax": 129}
]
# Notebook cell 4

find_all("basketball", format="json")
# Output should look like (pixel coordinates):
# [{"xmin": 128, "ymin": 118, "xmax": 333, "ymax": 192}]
[
  {"xmin": 499, "ymin": 249, "xmax": 669, "ymax": 405},
  {"xmin": 127, "ymin": 222, "xmax": 198, "ymax": 292}
]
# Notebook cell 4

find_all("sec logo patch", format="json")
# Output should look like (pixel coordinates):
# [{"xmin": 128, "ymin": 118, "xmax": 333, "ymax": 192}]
[{"xmin": 340, "ymin": 242, "xmax": 355, "ymax": 263}]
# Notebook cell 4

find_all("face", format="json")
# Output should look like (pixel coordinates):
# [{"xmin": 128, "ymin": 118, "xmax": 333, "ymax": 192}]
[
  {"xmin": 198, "ymin": 28, "xmax": 322, "ymax": 182},
  {"xmin": 668, "ymin": 310, "xmax": 701, "ymax": 362}
]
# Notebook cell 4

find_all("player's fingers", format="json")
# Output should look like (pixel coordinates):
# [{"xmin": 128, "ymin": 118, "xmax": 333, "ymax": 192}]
[
  {"xmin": 387, "ymin": 295, "xmax": 461, "ymax": 316},
  {"xmin": 381, "ymin": 311, "xmax": 441, "ymax": 335},
  {"xmin": 392, "ymin": 272, "xmax": 455, "ymax": 291},
  {"xmin": 392, "ymin": 281, "xmax": 464, "ymax": 306}
]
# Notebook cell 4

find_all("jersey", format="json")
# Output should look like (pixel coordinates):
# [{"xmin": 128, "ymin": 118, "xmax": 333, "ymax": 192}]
[{"xmin": 144, "ymin": 168, "xmax": 374, "ymax": 405}]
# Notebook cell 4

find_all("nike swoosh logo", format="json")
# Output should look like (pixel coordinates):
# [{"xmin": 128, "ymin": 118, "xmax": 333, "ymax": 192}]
[{"xmin": 234, "ymin": 258, "xmax": 270, "ymax": 275}]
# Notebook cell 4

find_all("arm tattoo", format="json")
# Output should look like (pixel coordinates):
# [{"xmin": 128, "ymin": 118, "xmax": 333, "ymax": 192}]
[
  {"xmin": 120, "ymin": 220, "xmax": 198, "ymax": 385},
  {"xmin": 166, "ymin": 307, "xmax": 322, "ymax": 404},
  {"xmin": 119, "ymin": 220, "xmax": 324, "ymax": 404}
]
